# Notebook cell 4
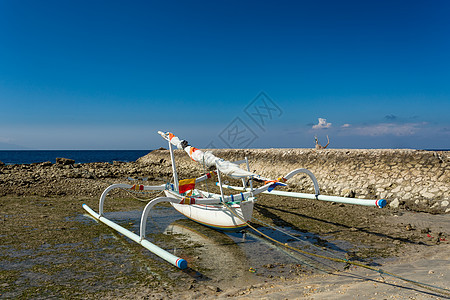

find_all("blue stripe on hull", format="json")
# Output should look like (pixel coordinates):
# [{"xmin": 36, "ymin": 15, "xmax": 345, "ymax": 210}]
[{"xmin": 196, "ymin": 220, "xmax": 248, "ymax": 232}]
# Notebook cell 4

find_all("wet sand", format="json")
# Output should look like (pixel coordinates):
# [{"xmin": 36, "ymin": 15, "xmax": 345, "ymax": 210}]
[
  {"xmin": 217, "ymin": 220, "xmax": 450, "ymax": 299},
  {"xmin": 217, "ymin": 245, "xmax": 450, "ymax": 299}
]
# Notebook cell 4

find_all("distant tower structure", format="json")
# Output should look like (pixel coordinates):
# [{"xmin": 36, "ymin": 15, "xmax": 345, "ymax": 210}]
[{"xmin": 314, "ymin": 135, "xmax": 330, "ymax": 150}]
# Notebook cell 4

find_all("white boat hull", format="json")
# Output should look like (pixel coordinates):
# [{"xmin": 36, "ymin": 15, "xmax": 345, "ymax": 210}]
[{"xmin": 165, "ymin": 190, "xmax": 254, "ymax": 231}]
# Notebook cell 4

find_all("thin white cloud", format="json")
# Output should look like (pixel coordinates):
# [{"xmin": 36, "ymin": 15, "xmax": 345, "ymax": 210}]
[
  {"xmin": 340, "ymin": 122, "xmax": 426, "ymax": 136},
  {"xmin": 0, "ymin": 136, "xmax": 12, "ymax": 143},
  {"xmin": 341, "ymin": 124, "xmax": 351, "ymax": 128},
  {"xmin": 312, "ymin": 118, "xmax": 332, "ymax": 129}
]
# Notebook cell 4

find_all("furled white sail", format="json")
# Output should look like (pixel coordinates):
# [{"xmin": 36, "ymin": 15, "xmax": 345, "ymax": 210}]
[{"xmin": 159, "ymin": 131, "xmax": 256, "ymax": 179}]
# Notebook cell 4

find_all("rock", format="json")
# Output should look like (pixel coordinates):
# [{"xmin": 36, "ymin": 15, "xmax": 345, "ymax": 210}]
[
  {"xmin": 389, "ymin": 198, "xmax": 400, "ymax": 209},
  {"xmin": 421, "ymin": 191, "xmax": 435, "ymax": 199},
  {"xmin": 264, "ymin": 264, "xmax": 275, "ymax": 269},
  {"xmin": 441, "ymin": 200, "xmax": 449, "ymax": 207},
  {"xmin": 421, "ymin": 228, "xmax": 430, "ymax": 234},
  {"xmin": 56, "ymin": 157, "xmax": 75, "ymax": 165},
  {"xmin": 0, "ymin": 161, "xmax": 5, "ymax": 167},
  {"xmin": 391, "ymin": 186, "xmax": 402, "ymax": 193},
  {"xmin": 341, "ymin": 188, "xmax": 355, "ymax": 198},
  {"xmin": 207, "ymin": 285, "xmax": 222, "ymax": 292},
  {"xmin": 429, "ymin": 187, "xmax": 441, "ymax": 193}
]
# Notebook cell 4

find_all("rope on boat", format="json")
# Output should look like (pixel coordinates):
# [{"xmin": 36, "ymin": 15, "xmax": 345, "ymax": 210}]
[
  {"xmin": 121, "ymin": 188, "xmax": 165, "ymax": 202},
  {"xmin": 222, "ymin": 202, "xmax": 450, "ymax": 297},
  {"xmin": 251, "ymin": 216, "xmax": 344, "ymax": 264},
  {"xmin": 202, "ymin": 155, "xmax": 210, "ymax": 195},
  {"xmin": 244, "ymin": 225, "xmax": 337, "ymax": 275}
]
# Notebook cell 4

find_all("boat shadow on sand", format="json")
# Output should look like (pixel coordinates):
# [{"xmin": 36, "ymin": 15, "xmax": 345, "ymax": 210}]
[
  {"xmin": 255, "ymin": 202, "xmax": 421, "ymax": 247},
  {"xmin": 161, "ymin": 217, "xmax": 353, "ymax": 286}
]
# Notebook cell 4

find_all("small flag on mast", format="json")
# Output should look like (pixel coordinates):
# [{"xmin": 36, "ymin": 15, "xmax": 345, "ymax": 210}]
[{"xmin": 178, "ymin": 178, "xmax": 196, "ymax": 194}]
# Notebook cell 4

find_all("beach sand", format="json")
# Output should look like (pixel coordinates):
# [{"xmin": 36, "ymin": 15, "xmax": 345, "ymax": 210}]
[{"xmin": 216, "ymin": 233, "xmax": 450, "ymax": 299}]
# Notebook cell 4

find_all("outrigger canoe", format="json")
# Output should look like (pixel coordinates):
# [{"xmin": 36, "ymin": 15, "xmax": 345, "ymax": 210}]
[{"xmin": 83, "ymin": 131, "xmax": 386, "ymax": 269}]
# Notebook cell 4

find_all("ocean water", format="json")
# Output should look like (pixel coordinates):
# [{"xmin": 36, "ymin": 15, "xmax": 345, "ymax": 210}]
[{"xmin": 0, "ymin": 150, "xmax": 151, "ymax": 165}]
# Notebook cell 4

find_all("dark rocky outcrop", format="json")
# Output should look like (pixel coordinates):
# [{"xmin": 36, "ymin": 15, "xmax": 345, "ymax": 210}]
[{"xmin": 56, "ymin": 157, "xmax": 75, "ymax": 165}]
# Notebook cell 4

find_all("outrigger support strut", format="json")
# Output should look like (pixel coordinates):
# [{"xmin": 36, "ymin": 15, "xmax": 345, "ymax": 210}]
[
  {"xmin": 283, "ymin": 168, "xmax": 320, "ymax": 197},
  {"xmin": 140, "ymin": 197, "xmax": 178, "ymax": 240},
  {"xmin": 98, "ymin": 183, "xmax": 165, "ymax": 217}
]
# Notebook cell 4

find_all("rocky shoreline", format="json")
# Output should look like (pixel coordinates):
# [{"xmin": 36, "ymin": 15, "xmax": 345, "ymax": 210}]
[
  {"xmin": 1, "ymin": 148, "xmax": 449, "ymax": 213},
  {"xmin": 0, "ymin": 160, "xmax": 158, "ymax": 198}
]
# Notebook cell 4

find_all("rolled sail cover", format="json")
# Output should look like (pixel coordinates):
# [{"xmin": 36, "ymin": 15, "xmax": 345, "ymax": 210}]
[{"xmin": 166, "ymin": 132, "xmax": 255, "ymax": 179}]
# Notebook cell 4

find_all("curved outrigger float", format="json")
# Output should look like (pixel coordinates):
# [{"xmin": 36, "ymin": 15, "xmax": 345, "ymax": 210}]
[{"xmin": 83, "ymin": 131, "xmax": 386, "ymax": 270}]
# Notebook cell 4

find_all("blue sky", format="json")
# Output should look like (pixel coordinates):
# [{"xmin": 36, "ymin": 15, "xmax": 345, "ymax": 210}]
[{"xmin": 1, "ymin": 0, "xmax": 449, "ymax": 150}]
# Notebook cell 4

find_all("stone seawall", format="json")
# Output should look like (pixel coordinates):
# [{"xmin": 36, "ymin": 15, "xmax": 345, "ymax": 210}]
[{"xmin": 138, "ymin": 149, "xmax": 450, "ymax": 213}]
